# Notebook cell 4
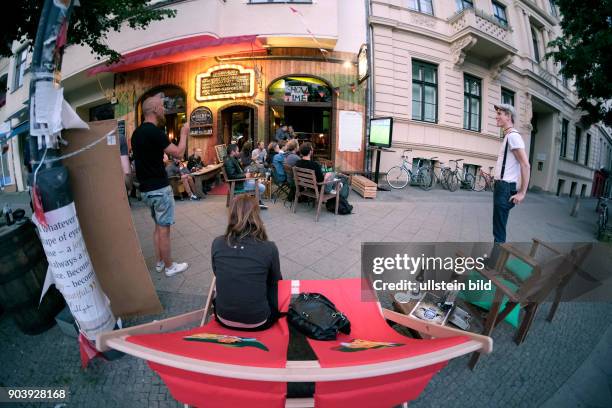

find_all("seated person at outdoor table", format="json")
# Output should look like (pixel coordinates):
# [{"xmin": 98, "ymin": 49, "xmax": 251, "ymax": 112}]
[
  {"xmin": 294, "ymin": 143, "xmax": 339, "ymax": 194},
  {"xmin": 187, "ymin": 147, "xmax": 205, "ymax": 171},
  {"xmin": 224, "ymin": 144, "xmax": 268, "ymax": 209},
  {"xmin": 265, "ymin": 142, "xmax": 278, "ymax": 168},
  {"xmin": 272, "ymin": 143, "xmax": 288, "ymax": 183},
  {"xmin": 252, "ymin": 141, "xmax": 267, "ymax": 166},
  {"xmin": 240, "ymin": 142, "xmax": 253, "ymax": 168},
  {"xmin": 165, "ymin": 155, "xmax": 200, "ymax": 201},
  {"xmin": 284, "ymin": 140, "xmax": 300, "ymax": 168},
  {"xmin": 212, "ymin": 195, "xmax": 282, "ymax": 330}
]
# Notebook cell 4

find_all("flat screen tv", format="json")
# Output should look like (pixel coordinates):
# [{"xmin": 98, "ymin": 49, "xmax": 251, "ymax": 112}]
[{"xmin": 369, "ymin": 117, "xmax": 393, "ymax": 148}]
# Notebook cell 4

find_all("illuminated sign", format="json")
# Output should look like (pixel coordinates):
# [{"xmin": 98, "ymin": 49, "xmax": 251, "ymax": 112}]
[
  {"xmin": 189, "ymin": 106, "xmax": 213, "ymax": 137},
  {"xmin": 196, "ymin": 64, "xmax": 255, "ymax": 101}
]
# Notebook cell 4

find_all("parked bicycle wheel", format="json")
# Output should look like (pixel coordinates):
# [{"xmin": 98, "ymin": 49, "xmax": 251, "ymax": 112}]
[
  {"xmin": 464, "ymin": 173, "xmax": 475, "ymax": 190},
  {"xmin": 473, "ymin": 174, "xmax": 487, "ymax": 192},
  {"xmin": 597, "ymin": 207, "xmax": 608, "ymax": 240},
  {"xmin": 447, "ymin": 172, "xmax": 460, "ymax": 192},
  {"xmin": 419, "ymin": 168, "xmax": 433, "ymax": 191},
  {"xmin": 386, "ymin": 166, "xmax": 410, "ymax": 189},
  {"xmin": 440, "ymin": 168, "xmax": 450, "ymax": 190}
]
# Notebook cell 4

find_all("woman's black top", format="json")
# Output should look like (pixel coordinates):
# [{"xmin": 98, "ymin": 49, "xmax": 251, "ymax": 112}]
[{"xmin": 211, "ymin": 235, "xmax": 282, "ymax": 324}]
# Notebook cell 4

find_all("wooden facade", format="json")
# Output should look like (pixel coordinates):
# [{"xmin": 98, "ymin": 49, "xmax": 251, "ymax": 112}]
[{"xmin": 114, "ymin": 48, "xmax": 366, "ymax": 172}]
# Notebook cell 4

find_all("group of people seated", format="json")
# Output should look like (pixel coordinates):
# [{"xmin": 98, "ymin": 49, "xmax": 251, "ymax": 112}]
[
  {"xmin": 164, "ymin": 147, "xmax": 210, "ymax": 201},
  {"xmin": 223, "ymin": 136, "xmax": 339, "ymax": 208}
]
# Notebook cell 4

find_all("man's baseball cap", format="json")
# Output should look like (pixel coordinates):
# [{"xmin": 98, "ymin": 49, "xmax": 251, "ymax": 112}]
[{"xmin": 493, "ymin": 103, "xmax": 515, "ymax": 117}]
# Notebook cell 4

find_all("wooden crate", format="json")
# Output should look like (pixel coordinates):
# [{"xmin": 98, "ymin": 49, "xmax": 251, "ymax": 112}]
[{"xmin": 351, "ymin": 175, "xmax": 377, "ymax": 199}]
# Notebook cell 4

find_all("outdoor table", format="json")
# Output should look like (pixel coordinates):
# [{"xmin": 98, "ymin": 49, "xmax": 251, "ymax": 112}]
[{"xmin": 190, "ymin": 163, "xmax": 223, "ymax": 197}]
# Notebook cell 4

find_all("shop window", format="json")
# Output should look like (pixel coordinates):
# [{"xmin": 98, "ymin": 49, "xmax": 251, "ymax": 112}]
[
  {"xmin": 89, "ymin": 103, "xmax": 115, "ymax": 122},
  {"xmin": 580, "ymin": 184, "xmax": 587, "ymax": 198},
  {"xmin": 268, "ymin": 76, "xmax": 332, "ymax": 160},
  {"xmin": 569, "ymin": 181, "xmax": 577, "ymax": 197},
  {"xmin": 0, "ymin": 74, "xmax": 7, "ymax": 107},
  {"xmin": 560, "ymin": 119, "xmax": 568, "ymax": 158},
  {"xmin": 456, "ymin": 0, "xmax": 473, "ymax": 11},
  {"xmin": 463, "ymin": 74, "xmax": 481, "ymax": 132},
  {"xmin": 556, "ymin": 179, "xmax": 565, "ymax": 196},
  {"xmin": 492, "ymin": 1, "xmax": 508, "ymax": 27},
  {"xmin": 412, "ymin": 60, "xmax": 437, "ymax": 123},
  {"xmin": 501, "ymin": 88, "xmax": 514, "ymax": 106},
  {"xmin": 407, "ymin": 0, "xmax": 433, "ymax": 15}
]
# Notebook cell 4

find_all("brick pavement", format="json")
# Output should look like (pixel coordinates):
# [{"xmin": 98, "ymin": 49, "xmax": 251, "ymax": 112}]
[{"xmin": 1, "ymin": 187, "xmax": 611, "ymax": 407}]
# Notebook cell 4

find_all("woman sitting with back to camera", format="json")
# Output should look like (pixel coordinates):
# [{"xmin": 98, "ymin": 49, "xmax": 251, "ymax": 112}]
[{"xmin": 211, "ymin": 195, "xmax": 282, "ymax": 331}]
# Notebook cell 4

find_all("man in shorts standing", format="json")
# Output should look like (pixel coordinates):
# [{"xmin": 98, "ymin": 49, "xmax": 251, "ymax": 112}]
[{"xmin": 131, "ymin": 93, "xmax": 190, "ymax": 277}]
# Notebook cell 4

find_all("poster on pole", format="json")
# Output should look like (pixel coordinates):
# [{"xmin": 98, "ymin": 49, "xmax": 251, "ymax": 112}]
[{"xmin": 338, "ymin": 110, "xmax": 363, "ymax": 152}]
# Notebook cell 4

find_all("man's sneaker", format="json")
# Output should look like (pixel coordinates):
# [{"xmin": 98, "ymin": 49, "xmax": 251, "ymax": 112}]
[
  {"xmin": 155, "ymin": 261, "xmax": 165, "ymax": 273},
  {"xmin": 329, "ymin": 189, "xmax": 337, "ymax": 195},
  {"xmin": 259, "ymin": 200, "xmax": 268, "ymax": 210},
  {"xmin": 165, "ymin": 262, "xmax": 189, "ymax": 277},
  {"xmin": 190, "ymin": 194, "xmax": 201, "ymax": 200}
]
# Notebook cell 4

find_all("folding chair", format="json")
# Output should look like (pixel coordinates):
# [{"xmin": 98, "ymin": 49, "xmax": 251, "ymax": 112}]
[
  {"xmin": 97, "ymin": 278, "xmax": 492, "ymax": 408},
  {"xmin": 270, "ymin": 165, "xmax": 290, "ymax": 205}
]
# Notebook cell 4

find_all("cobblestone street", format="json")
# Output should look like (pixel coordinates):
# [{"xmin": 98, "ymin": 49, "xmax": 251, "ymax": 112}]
[{"xmin": 1, "ymin": 188, "xmax": 611, "ymax": 407}]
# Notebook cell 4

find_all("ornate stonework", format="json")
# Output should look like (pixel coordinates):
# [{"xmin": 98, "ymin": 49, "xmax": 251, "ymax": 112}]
[
  {"xmin": 450, "ymin": 36, "xmax": 477, "ymax": 66},
  {"xmin": 491, "ymin": 55, "xmax": 514, "ymax": 80}
]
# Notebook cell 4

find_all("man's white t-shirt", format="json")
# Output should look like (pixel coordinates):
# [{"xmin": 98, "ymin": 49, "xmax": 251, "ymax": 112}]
[{"xmin": 494, "ymin": 129, "xmax": 525, "ymax": 183}]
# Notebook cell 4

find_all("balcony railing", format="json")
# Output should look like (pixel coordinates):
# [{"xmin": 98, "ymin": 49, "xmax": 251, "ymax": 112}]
[{"xmin": 448, "ymin": 7, "xmax": 513, "ymax": 45}]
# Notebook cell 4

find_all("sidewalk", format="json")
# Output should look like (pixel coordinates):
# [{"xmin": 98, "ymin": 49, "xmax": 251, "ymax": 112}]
[{"xmin": 0, "ymin": 187, "xmax": 610, "ymax": 407}]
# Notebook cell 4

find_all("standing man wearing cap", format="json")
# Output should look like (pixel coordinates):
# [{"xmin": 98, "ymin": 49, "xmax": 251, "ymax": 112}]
[{"xmin": 492, "ymin": 103, "xmax": 530, "ymax": 247}]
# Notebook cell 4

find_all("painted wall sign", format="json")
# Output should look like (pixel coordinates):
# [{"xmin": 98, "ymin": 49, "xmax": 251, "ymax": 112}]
[
  {"xmin": 189, "ymin": 106, "xmax": 213, "ymax": 136},
  {"xmin": 196, "ymin": 64, "xmax": 255, "ymax": 102}
]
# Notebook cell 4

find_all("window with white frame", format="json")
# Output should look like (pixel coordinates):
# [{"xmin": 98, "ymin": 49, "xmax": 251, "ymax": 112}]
[
  {"xmin": 501, "ymin": 88, "xmax": 515, "ymax": 106},
  {"xmin": 492, "ymin": 1, "xmax": 508, "ymax": 27},
  {"xmin": 531, "ymin": 27, "xmax": 541, "ymax": 62},
  {"xmin": 464, "ymin": 74, "xmax": 481, "ymax": 132},
  {"xmin": 549, "ymin": 0, "xmax": 558, "ymax": 16},
  {"xmin": 13, "ymin": 48, "xmax": 28, "ymax": 90},
  {"xmin": 412, "ymin": 60, "xmax": 438, "ymax": 123},
  {"xmin": 456, "ymin": 0, "xmax": 473, "ymax": 11},
  {"xmin": 407, "ymin": 0, "xmax": 433, "ymax": 15}
]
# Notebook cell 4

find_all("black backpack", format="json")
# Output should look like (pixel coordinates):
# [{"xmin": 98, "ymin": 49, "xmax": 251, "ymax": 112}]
[
  {"xmin": 287, "ymin": 293, "xmax": 351, "ymax": 340},
  {"xmin": 326, "ymin": 195, "xmax": 353, "ymax": 215}
]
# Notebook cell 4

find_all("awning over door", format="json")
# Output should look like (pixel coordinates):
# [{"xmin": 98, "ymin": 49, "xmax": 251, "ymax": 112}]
[{"xmin": 88, "ymin": 35, "xmax": 265, "ymax": 75}]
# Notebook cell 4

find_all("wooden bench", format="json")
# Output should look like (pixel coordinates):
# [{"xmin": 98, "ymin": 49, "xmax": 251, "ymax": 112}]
[{"xmin": 351, "ymin": 175, "xmax": 377, "ymax": 199}]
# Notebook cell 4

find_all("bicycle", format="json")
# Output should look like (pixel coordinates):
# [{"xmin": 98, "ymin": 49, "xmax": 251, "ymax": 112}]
[
  {"xmin": 596, "ymin": 197, "xmax": 608, "ymax": 240},
  {"xmin": 386, "ymin": 150, "xmax": 435, "ymax": 190},
  {"xmin": 443, "ymin": 159, "xmax": 474, "ymax": 192},
  {"xmin": 473, "ymin": 166, "xmax": 495, "ymax": 192}
]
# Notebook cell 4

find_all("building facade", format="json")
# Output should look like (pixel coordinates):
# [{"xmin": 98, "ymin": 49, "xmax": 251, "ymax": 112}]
[
  {"xmin": 369, "ymin": 0, "xmax": 610, "ymax": 197},
  {"xmin": 1, "ymin": 0, "xmax": 367, "ymax": 192}
]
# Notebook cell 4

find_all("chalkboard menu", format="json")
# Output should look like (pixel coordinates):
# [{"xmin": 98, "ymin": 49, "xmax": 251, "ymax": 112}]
[
  {"xmin": 189, "ymin": 107, "xmax": 213, "ymax": 137},
  {"xmin": 195, "ymin": 64, "xmax": 255, "ymax": 102}
]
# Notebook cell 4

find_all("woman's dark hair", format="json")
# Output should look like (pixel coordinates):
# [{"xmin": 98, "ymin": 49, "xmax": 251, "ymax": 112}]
[
  {"xmin": 241, "ymin": 141, "xmax": 253, "ymax": 156},
  {"xmin": 225, "ymin": 195, "xmax": 268, "ymax": 246},
  {"xmin": 299, "ymin": 142, "xmax": 313, "ymax": 157}
]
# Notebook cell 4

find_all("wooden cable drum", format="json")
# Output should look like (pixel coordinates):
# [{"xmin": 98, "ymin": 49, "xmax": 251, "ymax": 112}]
[{"xmin": 0, "ymin": 219, "xmax": 65, "ymax": 335}]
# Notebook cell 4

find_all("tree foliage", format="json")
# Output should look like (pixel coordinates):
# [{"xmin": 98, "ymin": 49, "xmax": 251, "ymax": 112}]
[
  {"xmin": 548, "ymin": 0, "xmax": 612, "ymax": 126},
  {"xmin": 1, "ymin": 0, "xmax": 176, "ymax": 63}
]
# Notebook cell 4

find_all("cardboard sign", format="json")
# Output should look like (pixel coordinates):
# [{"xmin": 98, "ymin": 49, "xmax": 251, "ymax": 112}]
[{"xmin": 62, "ymin": 120, "xmax": 162, "ymax": 317}]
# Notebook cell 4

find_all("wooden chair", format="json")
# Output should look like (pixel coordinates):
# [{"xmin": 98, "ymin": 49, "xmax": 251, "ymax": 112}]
[
  {"xmin": 221, "ymin": 166, "xmax": 260, "ymax": 207},
  {"xmin": 464, "ymin": 241, "xmax": 591, "ymax": 369},
  {"xmin": 292, "ymin": 167, "xmax": 340, "ymax": 222},
  {"xmin": 168, "ymin": 175, "xmax": 186, "ymax": 199}
]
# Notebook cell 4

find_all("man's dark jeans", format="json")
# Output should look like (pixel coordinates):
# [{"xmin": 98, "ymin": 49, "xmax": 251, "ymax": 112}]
[{"xmin": 493, "ymin": 180, "xmax": 517, "ymax": 243}]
